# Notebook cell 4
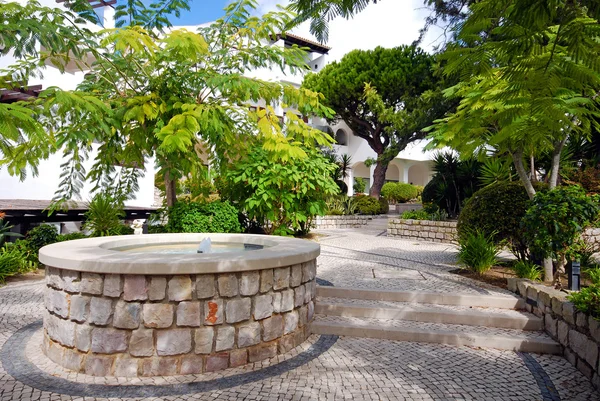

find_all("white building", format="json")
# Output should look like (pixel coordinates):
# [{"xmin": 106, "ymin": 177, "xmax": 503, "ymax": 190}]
[{"xmin": 0, "ymin": 1, "xmax": 434, "ymax": 207}]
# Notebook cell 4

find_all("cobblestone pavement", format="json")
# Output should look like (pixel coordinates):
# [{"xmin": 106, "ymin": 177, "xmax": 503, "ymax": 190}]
[
  {"xmin": 314, "ymin": 226, "xmax": 513, "ymax": 296},
  {"xmin": 0, "ymin": 225, "xmax": 598, "ymax": 400}
]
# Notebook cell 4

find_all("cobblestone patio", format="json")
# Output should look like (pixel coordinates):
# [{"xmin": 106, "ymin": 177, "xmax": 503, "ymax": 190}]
[{"xmin": 0, "ymin": 224, "xmax": 598, "ymax": 400}]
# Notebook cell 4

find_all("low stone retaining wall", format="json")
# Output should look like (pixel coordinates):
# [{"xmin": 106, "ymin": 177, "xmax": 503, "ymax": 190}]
[
  {"xmin": 507, "ymin": 278, "xmax": 600, "ymax": 389},
  {"xmin": 314, "ymin": 215, "xmax": 370, "ymax": 229},
  {"xmin": 388, "ymin": 203, "xmax": 423, "ymax": 214},
  {"xmin": 387, "ymin": 219, "xmax": 457, "ymax": 243}
]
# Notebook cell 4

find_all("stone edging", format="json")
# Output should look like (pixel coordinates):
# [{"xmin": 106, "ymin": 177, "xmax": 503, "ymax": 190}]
[
  {"xmin": 1, "ymin": 321, "xmax": 339, "ymax": 398},
  {"xmin": 507, "ymin": 278, "xmax": 600, "ymax": 389},
  {"xmin": 314, "ymin": 215, "xmax": 370, "ymax": 229},
  {"xmin": 39, "ymin": 233, "xmax": 320, "ymax": 275},
  {"xmin": 387, "ymin": 219, "xmax": 457, "ymax": 244}
]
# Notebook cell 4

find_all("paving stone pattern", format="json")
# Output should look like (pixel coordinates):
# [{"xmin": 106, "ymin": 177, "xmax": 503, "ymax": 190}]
[{"xmin": 0, "ymin": 223, "xmax": 598, "ymax": 399}]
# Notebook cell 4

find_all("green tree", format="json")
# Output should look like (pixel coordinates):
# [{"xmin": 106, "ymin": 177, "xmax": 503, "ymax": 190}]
[
  {"xmin": 303, "ymin": 46, "xmax": 444, "ymax": 198},
  {"xmin": 426, "ymin": 0, "xmax": 600, "ymax": 281},
  {"xmin": 224, "ymin": 144, "xmax": 339, "ymax": 235},
  {"xmin": 2, "ymin": 0, "xmax": 335, "ymax": 208}
]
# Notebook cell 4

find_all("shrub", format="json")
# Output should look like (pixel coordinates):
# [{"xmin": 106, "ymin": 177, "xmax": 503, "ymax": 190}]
[
  {"xmin": 458, "ymin": 181, "xmax": 545, "ymax": 260},
  {"xmin": 522, "ymin": 185, "xmax": 600, "ymax": 283},
  {"xmin": 414, "ymin": 185, "xmax": 424, "ymax": 196},
  {"xmin": 381, "ymin": 182, "xmax": 418, "ymax": 203},
  {"xmin": 422, "ymin": 152, "xmax": 482, "ymax": 217},
  {"xmin": 56, "ymin": 232, "xmax": 88, "ymax": 242},
  {"xmin": 26, "ymin": 224, "xmax": 59, "ymax": 254},
  {"xmin": 148, "ymin": 224, "xmax": 168, "ymax": 234},
  {"xmin": 354, "ymin": 195, "xmax": 382, "ymax": 215},
  {"xmin": 569, "ymin": 285, "xmax": 600, "ymax": 319},
  {"xmin": 0, "ymin": 242, "xmax": 37, "ymax": 283},
  {"xmin": 353, "ymin": 177, "xmax": 366, "ymax": 194},
  {"xmin": 378, "ymin": 197, "xmax": 389, "ymax": 214},
  {"xmin": 457, "ymin": 230, "xmax": 499, "ymax": 275},
  {"xmin": 325, "ymin": 195, "xmax": 357, "ymax": 216},
  {"xmin": 166, "ymin": 200, "xmax": 242, "ymax": 233},
  {"xmin": 224, "ymin": 146, "xmax": 339, "ymax": 235},
  {"xmin": 401, "ymin": 209, "xmax": 430, "ymax": 220},
  {"xmin": 109, "ymin": 224, "xmax": 135, "ymax": 236},
  {"xmin": 84, "ymin": 193, "xmax": 125, "ymax": 236},
  {"xmin": 512, "ymin": 261, "xmax": 543, "ymax": 281},
  {"xmin": 584, "ymin": 266, "xmax": 600, "ymax": 285}
]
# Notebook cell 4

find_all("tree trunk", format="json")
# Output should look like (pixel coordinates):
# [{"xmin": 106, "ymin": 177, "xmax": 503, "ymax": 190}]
[
  {"xmin": 549, "ymin": 136, "xmax": 568, "ymax": 189},
  {"xmin": 369, "ymin": 161, "xmax": 389, "ymax": 198},
  {"xmin": 530, "ymin": 153, "xmax": 537, "ymax": 182},
  {"xmin": 164, "ymin": 172, "xmax": 177, "ymax": 207},
  {"xmin": 512, "ymin": 150, "xmax": 554, "ymax": 282},
  {"xmin": 511, "ymin": 151, "xmax": 536, "ymax": 200}
]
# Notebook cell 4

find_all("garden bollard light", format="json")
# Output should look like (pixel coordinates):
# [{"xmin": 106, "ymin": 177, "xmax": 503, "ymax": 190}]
[{"xmin": 567, "ymin": 260, "xmax": 580, "ymax": 291}]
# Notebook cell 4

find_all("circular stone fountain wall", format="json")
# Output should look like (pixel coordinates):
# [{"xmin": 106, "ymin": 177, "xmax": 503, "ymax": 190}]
[{"xmin": 39, "ymin": 233, "xmax": 319, "ymax": 377}]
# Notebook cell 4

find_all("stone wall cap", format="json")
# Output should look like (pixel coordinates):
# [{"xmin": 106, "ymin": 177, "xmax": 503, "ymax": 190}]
[{"xmin": 40, "ymin": 233, "xmax": 320, "ymax": 275}]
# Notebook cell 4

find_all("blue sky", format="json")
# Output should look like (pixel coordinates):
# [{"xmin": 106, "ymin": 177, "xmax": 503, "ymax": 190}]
[{"xmin": 170, "ymin": 0, "xmax": 230, "ymax": 25}]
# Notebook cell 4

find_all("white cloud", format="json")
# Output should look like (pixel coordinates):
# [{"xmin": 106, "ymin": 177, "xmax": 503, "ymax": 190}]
[{"xmin": 257, "ymin": 0, "xmax": 445, "ymax": 61}]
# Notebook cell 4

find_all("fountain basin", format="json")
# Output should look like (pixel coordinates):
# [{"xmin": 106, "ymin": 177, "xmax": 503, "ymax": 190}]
[{"xmin": 39, "ymin": 233, "xmax": 319, "ymax": 377}]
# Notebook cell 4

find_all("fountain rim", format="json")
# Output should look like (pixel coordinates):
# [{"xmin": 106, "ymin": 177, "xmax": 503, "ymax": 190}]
[{"xmin": 39, "ymin": 233, "xmax": 320, "ymax": 275}]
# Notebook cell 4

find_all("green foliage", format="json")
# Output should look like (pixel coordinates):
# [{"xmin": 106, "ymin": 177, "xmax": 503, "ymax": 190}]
[
  {"xmin": 428, "ymin": 0, "xmax": 600, "ymax": 197},
  {"xmin": 401, "ymin": 208, "xmax": 448, "ymax": 221},
  {"xmin": 26, "ymin": 224, "xmax": 58, "ymax": 254},
  {"xmin": 224, "ymin": 146, "xmax": 339, "ymax": 235},
  {"xmin": 401, "ymin": 209, "xmax": 429, "ymax": 220},
  {"xmin": 109, "ymin": 224, "xmax": 135, "ymax": 236},
  {"xmin": 569, "ymin": 286, "xmax": 600, "ymax": 319},
  {"xmin": 353, "ymin": 195, "xmax": 386, "ymax": 215},
  {"xmin": 303, "ymin": 45, "xmax": 445, "ymax": 197},
  {"xmin": 166, "ymin": 201, "xmax": 241, "ymax": 234},
  {"xmin": 458, "ymin": 182, "xmax": 545, "ymax": 260},
  {"xmin": 414, "ymin": 185, "xmax": 424, "ymax": 196},
  {"xmin": 457, "ymin": 230, "xmax": 499, "ymax": 275},
  {"xmin": 325, "ymin": 195, "xmax": 357, "ymax": 216},
  {"xmin": 84, "ymin": 194, "xmax": 125, "ymax": 237},
  {"xmin": 422, "ymin": 152, "xmax": 481, "ymax": 217},
  {"xmin": 353, "ymin": 177, "xmax": 366, "ymax": 194},
  {"xmin": 479, "ymin": 158, "xmax": 514, "ymax": 187},
  {"xmin": 2, "ymin": 1, "xmax": 335, "ymax": 207},
  {"xmin": 0, "ymin": 218, "xmax": 22, "ymax": 246},
  {"xmin": 0, "ymin": 242, "xmax": 37, "ymax": 283},
  {"xmin": 148, "ymin": 225, "xmax": 168, "ymax": 234},
  {"xmin": 56, "ymin": 232, "xmax": 88, "ymax": 242},
  {"xmin": 584, "ymin": 267, "xmax": 600, "ymax": 286},
  {"xmin": 522, "ymin": 186, "xmax": 600, "ymax": 262},
  {"xmin": 512, "ymin": 261, "xmax": 543, "ymax": 281},
  {"xmin": 381, "ymin": 182, "xmax": 418, "ymax": 203}
]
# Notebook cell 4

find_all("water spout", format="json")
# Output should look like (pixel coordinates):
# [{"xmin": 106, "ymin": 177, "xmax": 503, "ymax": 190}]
[{"xmin": 197, "ymin": 238, "xmax": 212, "ymax": 254}]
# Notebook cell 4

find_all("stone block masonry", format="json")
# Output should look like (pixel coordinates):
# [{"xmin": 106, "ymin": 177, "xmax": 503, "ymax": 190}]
[
  {"xmin": 314, "ymin": 215, "xmax": 370, "ymax": 230},
  {"xmin": 43, "ymin": 259, "xmax": 317, "ymax": 377},
  {"xmin": 507, "ymin": 278, "xmax": 600, "ymax": 390},
  {"xmin": 387, "ymin": 219, "xmax": 457, "ymax": 244}
]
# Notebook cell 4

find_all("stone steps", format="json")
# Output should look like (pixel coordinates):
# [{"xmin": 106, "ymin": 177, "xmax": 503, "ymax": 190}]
[
  {"xmin": 315, "ymin": 297, "xmax": 542, "ymax": 330},
  {"xmin": 317, "ymin": 286, "xmax": 525, "ymax": 309},
  {"xmin": 311, "ymin": 315, "xmax": 561, "ymax": 354}
]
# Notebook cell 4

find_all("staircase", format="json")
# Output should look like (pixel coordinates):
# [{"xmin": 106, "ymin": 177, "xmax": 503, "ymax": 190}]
[{"xmin": 312, "ymin": 286, "xmax": 561, "ymax": 354}]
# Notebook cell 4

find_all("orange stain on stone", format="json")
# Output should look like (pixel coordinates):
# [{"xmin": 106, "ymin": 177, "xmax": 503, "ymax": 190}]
[{"xmin": 206, "ymin": 301, "xmax": 219, "ymax": 324}]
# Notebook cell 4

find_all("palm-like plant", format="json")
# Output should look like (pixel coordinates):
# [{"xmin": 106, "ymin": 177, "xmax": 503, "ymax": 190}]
[{"xmin": 0, "ymin": 215, "xmax": 23, "ymax": 246}]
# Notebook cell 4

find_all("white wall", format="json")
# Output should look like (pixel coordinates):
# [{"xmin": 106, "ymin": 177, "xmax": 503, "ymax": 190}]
[{"xmin": 1, "ymin": 3, "xmax": 154, "ymax": 207}]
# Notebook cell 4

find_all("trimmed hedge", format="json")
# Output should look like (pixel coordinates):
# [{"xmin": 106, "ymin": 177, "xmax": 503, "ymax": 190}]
[
  {"xmin": 354, "ymin": 194, "xmax": 387, "ymax": 215},
  {"xmin": 457, "ymin": 181, "xmax": 546, "ymax": 259},
  {"xmin": 381, "ymin": 182, "xmax": 418, "ymax": 203},
  {"xmin": 166, "ymin": 200, "xmax": 242, "ymax": 233}
]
